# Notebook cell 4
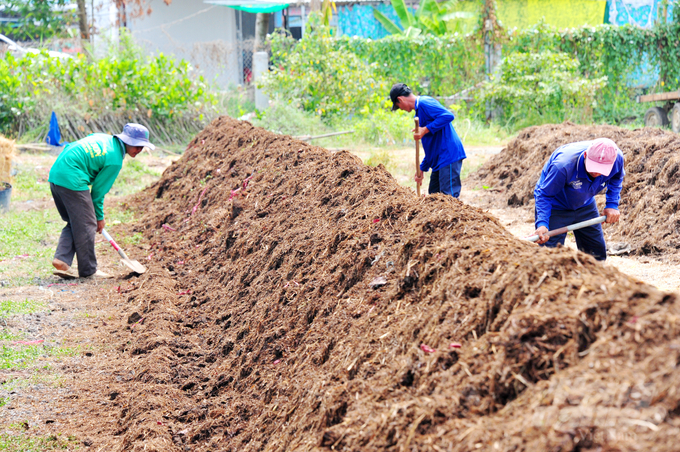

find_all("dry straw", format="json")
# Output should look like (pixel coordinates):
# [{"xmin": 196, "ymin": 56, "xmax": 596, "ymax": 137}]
[{"xmin": 0, "ymin": 134, "xmax": 15, "ymax": 185}]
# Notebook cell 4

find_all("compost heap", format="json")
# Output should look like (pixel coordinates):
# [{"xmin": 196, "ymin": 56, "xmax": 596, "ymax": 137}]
[
  {"xmin": 469, "ymin": 122, "xmax": 680, "ymax": 257},
  {"xmin": 111, "ymin": 116, "xmax": 680, "ymax": 451}
]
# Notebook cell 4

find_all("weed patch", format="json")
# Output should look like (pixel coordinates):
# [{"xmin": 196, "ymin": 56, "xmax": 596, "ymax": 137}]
[
  {"xmin": 0, "ymin": 344, "xmax": 79, "ymax": 371},
  {"xmin": 0, "ymin": 208, "xmax": 62, "ymax": 286},
  {"xmin": 0, "ymin": 431, "xmax": 78, "ymax": 451},
  {"xmin": 0, "ymin": 299, "xmax": 47, "ymax": 318},
  {"xmin": 10, "ymin": 158, "xmax": 54, "ymax": 203}
]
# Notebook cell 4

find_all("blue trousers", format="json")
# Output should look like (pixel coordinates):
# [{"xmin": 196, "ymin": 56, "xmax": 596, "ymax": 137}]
[
  {"xmin": 429, "ymin": 160, "xmax": 463, "ymax": 198},
  {"xmin": 537, "ymin": 200, "xmax": 607, "ymax": 261}
]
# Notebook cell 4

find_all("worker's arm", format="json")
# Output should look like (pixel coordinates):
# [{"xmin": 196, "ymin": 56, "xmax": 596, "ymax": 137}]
[
  {"xmin": 533, "ymin": 166, "xmax": 568, "ymax": 231},
  {"xmin": 90, "ymin": 164, "xmax": 122, "ymax": 222},
  {"xmin": 604, "ymin": 159, "xmax": 625, "ymax": 207},
  {"xmin": 420, "ymin": 102, "xmax": 454, "ymax": 135},
  {"xmin": 602, "ymin": 156, "xmax": 625, "ymax": 224}
]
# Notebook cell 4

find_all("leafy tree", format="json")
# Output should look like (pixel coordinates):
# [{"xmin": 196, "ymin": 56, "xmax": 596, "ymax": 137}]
[
  {"xmin": 263, "ymin": 27, "xmax": 391, "ymax": 117},
  {"xmin": 0, "ymin": 0, "xmax": 76, "ymax": 41},
  {"xmin": 477, "ymin": 51, "xmax": 608, "ymax": 127}
]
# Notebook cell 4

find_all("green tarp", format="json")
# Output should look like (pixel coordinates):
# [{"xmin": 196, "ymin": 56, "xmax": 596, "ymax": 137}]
[
  {"xmin": 205, "ymin": 0, "xmax": 288, "ymax": 13},
  {"xmin": 228, "ymin": 4, "xmax": 288, "ymax": 13}
]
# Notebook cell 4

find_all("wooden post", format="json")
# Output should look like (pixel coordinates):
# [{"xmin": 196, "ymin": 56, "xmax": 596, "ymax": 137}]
[
  {"xmin": 76, "ymin": 0, "xmax": 89, "ymax": 40},
  {"xmin": 254, "ymin": 13, "xmax": 270, "ymax": 53},
  {"xmin": 414, "ymin": 117, "xmax": 421, "ymax": 197}
]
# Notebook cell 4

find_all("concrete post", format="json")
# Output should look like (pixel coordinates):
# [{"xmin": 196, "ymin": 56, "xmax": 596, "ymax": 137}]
[{"xmin": 253, "ymin": 51, "xmax": 270, "ymax": 111}]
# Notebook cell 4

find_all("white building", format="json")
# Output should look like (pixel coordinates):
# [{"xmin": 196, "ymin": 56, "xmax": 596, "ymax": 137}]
[{"xmin": 90, "ymin": 0, "xmax": 241, "ymax": 87}]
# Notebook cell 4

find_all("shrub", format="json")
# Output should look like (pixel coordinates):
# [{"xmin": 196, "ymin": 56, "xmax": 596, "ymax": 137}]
[
  {"xmin": 263, "ymin": 28, "xmax": 391, "ymax": 118},
  {"xmin": 476, "ymin": 51, "xmax": 607, "ymax": 128},
  {"xmin": 0, "ymin": 30, "xmax": 217, "ymax": 143},
  {"xmin": 349, "ymin": 107, "xmax": 413, "ymax": 146}
]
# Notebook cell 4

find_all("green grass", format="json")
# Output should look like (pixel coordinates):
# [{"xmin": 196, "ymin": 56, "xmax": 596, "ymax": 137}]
[
  {"xmin": 0, "ymin": 432, "xmax": 79, "ymax": 451},
  {"xmin": 0, "ymin": 208, "xmax": 63, "ymax": 286},
  {"xmin": 251, "ymin": 100, "xmax": 511, "ymax": 150},
  {"xmin": 119, "ymin": 231, "xmax": 143, "ymax": 247},
  {"xmin": 0, "ymin": 330, "xmax": 19, "ymax": 341},
  {"xmin": 0, "ymin": 367, "xmax": 68, "ymax": 393},
  {"xmin": 105, "ymin": 200, "xmax": 138, "ymax": 233},
  {"xmin": 0, "ymin": 298, "xmax": 78, "ymax": 371},
  {"xmin": 218, "ymin": 87, "xmax": 256, "ymax": 119},
  {"xmin": 0, "ymin": 344, "xmax": 79, "ymax": 370},
  {"xmin": 0, "ymin": 299, "xmax": 48, "ymax": 318},
  {"xmin": 11, "ymin": 161, "xmax": 54, "ymax": 203},
  {"xmin": 454, "ymin": 117, "xmax": 513, "ymax": 147},
  {"xmin": 110, "ymin": 157, "xmax": 162, "ymax": 197}
]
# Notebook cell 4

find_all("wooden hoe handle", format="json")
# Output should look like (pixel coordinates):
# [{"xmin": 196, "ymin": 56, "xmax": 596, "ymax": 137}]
[{"xmin": 414, "ymin": 117, "xmax": 421, "ymax": 197}]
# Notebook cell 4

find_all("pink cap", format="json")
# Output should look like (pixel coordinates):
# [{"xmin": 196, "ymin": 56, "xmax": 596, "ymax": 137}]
[{"xmin": 585, "ymin": 138, "xmax": 618, "ymax": 176}]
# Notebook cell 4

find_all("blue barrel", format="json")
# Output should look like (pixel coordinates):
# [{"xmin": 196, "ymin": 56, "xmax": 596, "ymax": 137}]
[{"xmin": 0, "ymin": 182, "xmax": 11, "ymax": 213}]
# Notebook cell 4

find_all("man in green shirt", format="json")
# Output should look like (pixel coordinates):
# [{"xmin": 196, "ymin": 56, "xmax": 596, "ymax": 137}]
[{"xmin": 48, "ymin": 123, "xmax": 154, "ymax": 279}]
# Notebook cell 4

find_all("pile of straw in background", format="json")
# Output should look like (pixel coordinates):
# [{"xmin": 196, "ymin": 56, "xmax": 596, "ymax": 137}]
[{"xmin": 0, "ymin": 135, "xmax": 15, "ymax": 184}]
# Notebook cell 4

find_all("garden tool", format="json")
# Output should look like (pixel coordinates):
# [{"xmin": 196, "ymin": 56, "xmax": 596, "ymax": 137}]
[
  {"xmin": 102, "ymin": 229, "xmax": 147, "ymax": 274},
  {"xmin": 414, "ymin": 117, "xmax": 421, "ymax": 197},
  {"xmin": 524, "ymin": 215, "xmax": 607, "ymax": 243}
]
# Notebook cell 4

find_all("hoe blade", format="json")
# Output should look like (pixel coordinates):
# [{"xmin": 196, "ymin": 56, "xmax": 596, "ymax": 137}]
[{"xmin": 121, "ymin": 258, "xmax": 147, "ymax": 274}]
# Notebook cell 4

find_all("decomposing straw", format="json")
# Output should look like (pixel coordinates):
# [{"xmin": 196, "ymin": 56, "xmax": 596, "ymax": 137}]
[{"xmin": 0, "ymin": 134, "xmax": 15, "ymax": 185}]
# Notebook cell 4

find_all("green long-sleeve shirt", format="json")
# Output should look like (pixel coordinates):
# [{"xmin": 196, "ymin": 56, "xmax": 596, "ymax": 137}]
[{"xmin": 48, "ymin": 134, "xmax": 125, "ymax": 221}]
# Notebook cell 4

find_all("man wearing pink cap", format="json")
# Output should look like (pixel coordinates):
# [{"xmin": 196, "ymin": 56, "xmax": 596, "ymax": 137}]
[{"xmin": 532, "ymin": 138, "xmax": 625, "ymax": 261}]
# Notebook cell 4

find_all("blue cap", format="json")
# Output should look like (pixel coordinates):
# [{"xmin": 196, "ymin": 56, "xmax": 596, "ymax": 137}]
[{"xmin": 115, "ymin": 123, "xmax": 155, "ymax": 150}]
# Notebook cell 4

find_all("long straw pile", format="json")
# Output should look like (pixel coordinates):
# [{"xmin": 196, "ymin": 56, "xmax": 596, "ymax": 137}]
[{"xmin": 0, "ymin": 135, "xmax": 14, "ymax": 184}]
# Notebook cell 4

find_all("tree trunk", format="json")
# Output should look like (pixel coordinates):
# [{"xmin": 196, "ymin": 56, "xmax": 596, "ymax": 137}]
[
  {"xmin": 254, "ymin": 13, "xmax": 270, "ymax": 53},
  {"xmin": 76, "ymin": 0, "xmax": 89, "ymax": 40}
]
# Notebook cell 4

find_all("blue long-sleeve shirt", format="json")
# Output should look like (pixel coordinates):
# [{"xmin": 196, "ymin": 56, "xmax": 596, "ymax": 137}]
[
  {"xmin": 534, "ymin": 141, "xmax": 625, "ymax": 229},
  {"xmin": 415, "ymin": 96, "xmax": 466, "ymax": 172}
]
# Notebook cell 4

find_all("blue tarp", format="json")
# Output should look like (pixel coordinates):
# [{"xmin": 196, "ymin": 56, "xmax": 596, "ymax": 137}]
[{"xmin": 45, "ymin": 111, "xmax": 66, "ymax": 147}]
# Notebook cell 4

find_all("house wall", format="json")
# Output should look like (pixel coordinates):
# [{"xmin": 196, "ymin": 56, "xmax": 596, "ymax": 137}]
[
  {"xmin": 606, "ymin": 0, "xmax": 675, "ymax": 27},
  {"xmin": 89, "ymin": 0, "xmax": 119, "ymax": 52},
  {"xmin": 337, "ymin": 3, "xmax": 401, "ymax": 39},
  {"xmin": 125, "ymin": 0, "xmax": 240, "ymax": 88}
]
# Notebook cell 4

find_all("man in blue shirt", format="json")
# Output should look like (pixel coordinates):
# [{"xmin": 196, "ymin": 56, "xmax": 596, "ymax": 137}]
[
  {"xmin": 533, "ymin": 138, "xmax": 625, "ymax": 261},
  {"xmin": 390, "ymin": 83, "xmax": 467, "ymax": 197}
]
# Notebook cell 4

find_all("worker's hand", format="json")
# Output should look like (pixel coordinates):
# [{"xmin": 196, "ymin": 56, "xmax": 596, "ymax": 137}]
[
  {"xmin": 413, "ymin": 126, "xmax": 429, "ymax": 141},
  {"xmin": 603, "ymin": 208, "xmax": 620, "ymax": 224},
  {"xmin": 97, "ymin": 219, "xmax": 105, "ymax": 234},
  {"xmin": 533, "ymin": 226, "xmax": 550, "ymax": 244},
  {"xmin": 415, "ymin": 169, "xmax": 424, "ymax": 184}
]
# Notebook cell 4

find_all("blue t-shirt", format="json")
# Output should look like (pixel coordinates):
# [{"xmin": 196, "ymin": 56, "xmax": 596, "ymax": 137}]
[
  {"xmin": 534, "ymin": 141, "xmax": 625, "ymax": 229},
  {"xmin": 415, "ymin": 96, "xmax": 466, "ymax": 172}
]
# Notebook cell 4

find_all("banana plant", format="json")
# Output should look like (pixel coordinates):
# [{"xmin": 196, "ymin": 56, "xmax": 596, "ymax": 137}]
[
  {"xmin": 373, "ymin": 0, "xmax": 474, "ymax": 37},
  {"xmin": 321, "ymin": 0, "xmax": 336, "ymax": 27}
]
